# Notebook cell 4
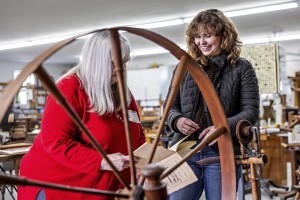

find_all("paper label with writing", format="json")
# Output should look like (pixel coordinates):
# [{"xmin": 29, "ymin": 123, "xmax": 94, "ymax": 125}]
[{"xmin": 128, "ymin": 110, "xmax": 140, "ymax": 123}]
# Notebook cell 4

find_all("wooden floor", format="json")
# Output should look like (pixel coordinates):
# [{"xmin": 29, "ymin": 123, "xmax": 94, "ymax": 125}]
[
  {"xmin": 1, "ymin": 182, "xmax": 295, "ymax": 200},
  {"xmin": 0, "ymin": 189, "xmax": 291, "ymax": 200}
]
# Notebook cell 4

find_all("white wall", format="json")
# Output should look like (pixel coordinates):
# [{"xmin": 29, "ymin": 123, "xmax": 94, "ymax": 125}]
[
  {"xmin": 128, "ymin": 53, "xmax": 178, "ymax": 69},
  {"xmin": 0, "ymin": 61, "xmax": 24, "ymax": 82},
  {"xmin": 43, "ymin": 64, "xmax": 74, "ymax": 81},
  {"xmin": 0, "ymin": 57, "xmax": 177, "ymax": 107},
  {"xmin": 127, "ymin": 65, "xmax": 176, "ymax": 105},
  {"xmin": 286, "ymin": 55, "xmax": 300, "ymax": 77},
  {"xmin": 284, "ymin": 55, "xmax": 300, "ymax": 107},
  {"xmin": 0, "ymin": 61, "xmax": 73, "ymax": 83},
  {"xmin": 1, "ymin": 50, "xmax": 298, "ymax": 108}
]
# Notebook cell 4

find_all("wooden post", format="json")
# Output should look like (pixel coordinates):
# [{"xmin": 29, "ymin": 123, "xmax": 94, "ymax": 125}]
[{"xmin": 141, "ymin": 164, "xmax": 168, "ymax": 200}]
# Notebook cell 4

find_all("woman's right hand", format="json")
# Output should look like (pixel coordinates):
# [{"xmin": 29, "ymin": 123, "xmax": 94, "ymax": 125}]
[
  {"xmin": 100, "ymin": 152, "xmax": 131, "ymax": 171},
  {"xmin": 176, "ymin": 117, "xmax": 199, "ymax": 135}
]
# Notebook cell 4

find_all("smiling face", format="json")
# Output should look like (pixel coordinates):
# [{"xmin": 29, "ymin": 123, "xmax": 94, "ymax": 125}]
[{"xmin": 194, "ymin": 28, "xmax": 222, "ymax": 58}]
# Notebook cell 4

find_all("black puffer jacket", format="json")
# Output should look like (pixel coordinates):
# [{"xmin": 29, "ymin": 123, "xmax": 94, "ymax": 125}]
[{"xmin": 166, "ymin": 53, "xmax": 259, "ymax": 154}]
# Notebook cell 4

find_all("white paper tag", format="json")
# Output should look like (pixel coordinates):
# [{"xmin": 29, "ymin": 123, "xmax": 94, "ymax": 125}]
[{"xmin": 128, "ymin": 110, "xmax": 140, "ymax": 123}]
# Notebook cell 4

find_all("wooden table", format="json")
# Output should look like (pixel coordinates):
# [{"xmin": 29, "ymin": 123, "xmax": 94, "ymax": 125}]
[
  {"xmin": 0, "ymin": 153, "xmax": 28, "ymax": 176},
  {"xmin": 0, "ymin": 144, "xmax": 31, "ymax": 176},
  {"xmin": 0, "ymin": 145, "xmax": 30, "ymax": 200}
]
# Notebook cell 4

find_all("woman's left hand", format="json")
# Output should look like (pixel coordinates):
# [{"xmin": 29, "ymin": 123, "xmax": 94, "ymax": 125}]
[{"xmin": 198, "ymin": 126, "xmax": 217, "ymax": 146}]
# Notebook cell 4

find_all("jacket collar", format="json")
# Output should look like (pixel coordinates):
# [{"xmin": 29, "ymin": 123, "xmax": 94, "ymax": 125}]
[{"xmin": 209, "ymin": 52, "xmax": 227, "ymax": 68}]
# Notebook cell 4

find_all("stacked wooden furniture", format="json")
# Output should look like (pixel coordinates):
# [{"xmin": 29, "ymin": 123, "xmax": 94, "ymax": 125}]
[{"xmin": 271, "ymin": 71, "xmax": 300, "ymax": 199}]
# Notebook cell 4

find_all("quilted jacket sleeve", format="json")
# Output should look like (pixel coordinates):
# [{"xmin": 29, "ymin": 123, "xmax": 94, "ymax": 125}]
[
  {"xmin": 227, "ymin": 60, "xmax": 260, "ymax": 136},
  {"xmin": 165, "ymin": 66, "xmax": 184, "ymax": 132}
]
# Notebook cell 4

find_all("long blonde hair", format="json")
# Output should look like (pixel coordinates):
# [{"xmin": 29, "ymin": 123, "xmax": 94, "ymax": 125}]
[
  {"xmin": 186, "ymin": 9, "xmax": 242, "ymax": 66},
  {"xmin": 58, "ymin": 30, "xmax": 131, "ymax": 115}
]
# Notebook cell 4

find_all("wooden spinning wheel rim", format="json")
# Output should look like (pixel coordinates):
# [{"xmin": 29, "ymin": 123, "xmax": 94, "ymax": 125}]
[{"xmin": 0, "ymin": 27, "xmax": 236, "ymax": 199}]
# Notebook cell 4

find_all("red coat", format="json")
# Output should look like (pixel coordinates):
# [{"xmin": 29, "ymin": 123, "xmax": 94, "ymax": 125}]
[{"xmin": 18, "ymin": 75, "xmax": 145, "ymax": 200}]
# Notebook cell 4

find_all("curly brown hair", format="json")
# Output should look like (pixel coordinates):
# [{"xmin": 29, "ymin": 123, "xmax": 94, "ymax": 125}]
[{"xmin": 186, "ymin": 9, "xmax": 242, "ymax": 66}]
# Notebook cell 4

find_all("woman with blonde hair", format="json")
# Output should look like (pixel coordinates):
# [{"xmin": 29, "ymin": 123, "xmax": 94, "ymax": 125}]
[{"xmin": 18, "ymin": 30, "xmax": 145, "ymax": 200}]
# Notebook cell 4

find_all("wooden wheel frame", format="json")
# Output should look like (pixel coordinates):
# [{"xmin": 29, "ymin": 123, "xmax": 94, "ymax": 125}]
[{"xmin": 0, "ymin": 27, "xmax": 236, "ymax": 199}]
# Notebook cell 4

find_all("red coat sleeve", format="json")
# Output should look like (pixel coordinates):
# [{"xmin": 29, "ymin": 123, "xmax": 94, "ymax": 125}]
[{"xmin": 40, "ymin": 77, "xmax": 102, "ymax": 176}]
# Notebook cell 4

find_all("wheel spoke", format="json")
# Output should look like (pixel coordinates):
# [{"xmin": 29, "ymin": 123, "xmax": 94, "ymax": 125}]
[
  {"xmin": 160, "ymin": 126, "xmax": 226, "ymax": 179},
  {"xmin": 146, "ymin": 56, "xmax": 187, "ymax": 165},
  {"xmin": 109, "ymin": 29, "xmax": 137, "ymax": 185},
  {"xmin": 0, "ymin": 174, "xmax": 128, "ymax": 198}
]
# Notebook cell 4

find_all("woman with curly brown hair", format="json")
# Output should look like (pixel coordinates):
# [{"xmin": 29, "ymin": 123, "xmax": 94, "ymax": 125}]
[{"xmin": 166, "ymin": 9, "xmax": 259, "ymax": 199}]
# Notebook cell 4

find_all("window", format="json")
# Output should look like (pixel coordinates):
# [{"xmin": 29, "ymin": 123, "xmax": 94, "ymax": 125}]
[{"xmin": 14, "ymin": 70, "xmax": 36, "ymax": 106}]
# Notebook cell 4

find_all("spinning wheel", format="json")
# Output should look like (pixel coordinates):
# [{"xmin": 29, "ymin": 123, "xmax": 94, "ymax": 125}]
[{"xmin": 0, "ymin": 27, "xmax": 236, "ymax": 199}]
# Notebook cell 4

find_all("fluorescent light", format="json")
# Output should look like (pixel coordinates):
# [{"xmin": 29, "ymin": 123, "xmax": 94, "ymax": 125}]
[
  {"xmin": 0, "ymin": 19, "xmax": 184, "ymax": 50},
  {"xmin": 225, "ymin": 2, "xmax": 298, "ymax": 17},
  {"xmin": 131, "ymin": 45, "xmax": 186, "ymax": 57},
  {"xmin": 131, "ymin": 48, "xmax": 168, "ymax": 56},
  {"xmin": 31, "ymin": 35, "xmax": 72, "ymax": 45},
  {"xmin": 132, "ymin": 32, "xmax": 300, "ymax": 56},
  {"xmin": 183, "ymin": 17, "xmax": 193, "ymax": 23},
  {"xmin": 242, "ymin": 37, "xmax": 270, "ymax": 45},
  {"xmin": 242, "ymin": 33, "xmax": 300, "ymax": 45},
  {"xmin": 77, "ymin": 33, "xmax": 93, "ymax": 40},
  {"xmin": 0, "ymin": 35, "xmax": 74, "ymax": 50},
  {"xmin": 0, "ymin": 41, "xmax": 32, "ymax": 51},
  {"xmin": 0, "ymin": 1, "xmax": 298, "ymax": 51},
  {"xmin": 129, "ymin": 33, "xmax": 300, "ymax": 56},
  {"xmin": 271, "ymin": 34, "xmax": 300, "ymax": 41},
  {"xmin": 183, "ymin": 2, "xmax": 298, "ymax": 23},
  {"xmin": 132, "ymin": 19, "xmax": 184, "ymax": 29}
]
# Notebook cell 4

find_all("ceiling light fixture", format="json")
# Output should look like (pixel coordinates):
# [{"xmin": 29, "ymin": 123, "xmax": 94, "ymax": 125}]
[
  {"xmin": 242, "ymin": 37, "xmax": 270, "ymax": 45},
  {"xmin": 131, "ymin": 48, "xmax": 169, "ymax": 56},
  {"xmin": 133, "ymin": 33, "xmax": 300, "ymax": 56},
  {"xmin": 131, "ymin": 45, "xmax": 187, "ymax": 57},
  {"xmin": 225, "ymin": 2, "xmax": 298, "ymax": 17},
  {"xmin": 0, "ymin": 1, "xmax": 298, "ymax": 51},
  {"xmin": 0, "ymin": 35, "xmax": 74, "ymax": 51},
  {"xmin": 183, "ymin": 1, "xmax": 298, "ymax": 23},
  {"xmin": 132, "ymin": 19, "xmax": 184, "ymax": 29},
  {"xmin": 271, "ymin": 34, "xmax": 300, "ymax": 41},
  {"xmin": 242, "ymin": 32, "xmax": 300, "ymax": 45}
]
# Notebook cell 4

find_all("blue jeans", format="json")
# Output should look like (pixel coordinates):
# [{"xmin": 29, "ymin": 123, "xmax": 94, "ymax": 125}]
[
  {"xmin": 170, "ymin": 146, "xmax": 241, "ymax": 200},
  {"xmin": 36, "ymin": 189, "xmax": 46, "ymax": 200}
]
